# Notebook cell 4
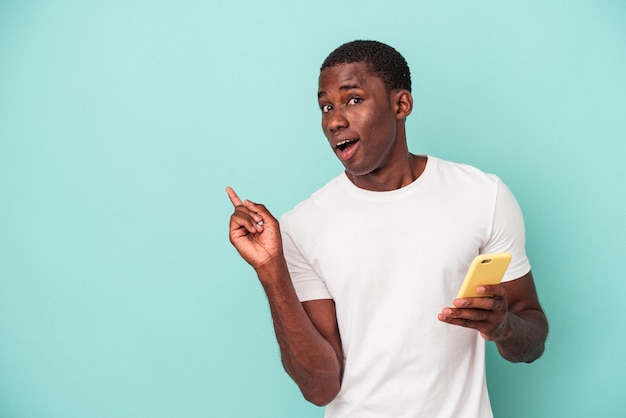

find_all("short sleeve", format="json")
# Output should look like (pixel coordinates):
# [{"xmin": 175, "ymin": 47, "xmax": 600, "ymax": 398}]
[
  {"xmin": 281, "ymin": 219, "xmax": 333, "ymax": 301},
  {"xmin": 481, "ymin": 179, "xmax": 531, "ymax": 281}
]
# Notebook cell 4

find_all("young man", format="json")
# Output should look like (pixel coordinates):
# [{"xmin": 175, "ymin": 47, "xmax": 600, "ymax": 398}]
[{"xmin": 227, "ymin": 40, "xmax": 548, "ymax": 418}]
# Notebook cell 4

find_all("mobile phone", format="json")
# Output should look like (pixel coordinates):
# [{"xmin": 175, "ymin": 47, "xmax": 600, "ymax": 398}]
[{"xmin": 455, "ymin": 253, "xmax": 512, "ymax": 299}]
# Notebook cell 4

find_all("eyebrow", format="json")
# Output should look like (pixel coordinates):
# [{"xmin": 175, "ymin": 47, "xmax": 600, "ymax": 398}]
[{"xmin": 317, "ymin": 84, "xmax": 361, "ymax": 99}]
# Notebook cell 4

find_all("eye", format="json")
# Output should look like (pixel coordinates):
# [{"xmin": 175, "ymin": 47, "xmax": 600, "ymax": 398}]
[
  {"xmin": 348, "ymin": 97, "xmax": 363, "ymax": 105},
  {"xmin": 321, "ymin": 104, "xmax": 333, "ymax": 113}
]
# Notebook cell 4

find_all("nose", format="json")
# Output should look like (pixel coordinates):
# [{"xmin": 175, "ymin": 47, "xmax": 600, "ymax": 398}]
[{"xmin": 326, "ymin": 108, "xmax": 348, "ymax": 133}]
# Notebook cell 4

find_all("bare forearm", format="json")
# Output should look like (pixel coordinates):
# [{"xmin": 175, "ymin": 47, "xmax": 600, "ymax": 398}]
[
  {"xmin": 226, "ymin": 193, "xmax": 341, "ymax": 403},
  {"xmin": 255, "ymin": 256, "xmax": 342, "ymax": 405},
  {"xmin": 495, "ymin": 310, "xmax": 548, "ymax": 363}
]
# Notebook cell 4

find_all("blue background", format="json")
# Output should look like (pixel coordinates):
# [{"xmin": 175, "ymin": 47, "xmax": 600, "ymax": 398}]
[{"xmin": 1, "ymin": 1, "xmax": 625, "ymax": 417}]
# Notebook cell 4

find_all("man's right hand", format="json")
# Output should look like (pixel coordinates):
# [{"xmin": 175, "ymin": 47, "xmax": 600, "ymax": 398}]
[{"xmin": 226, "ymin": 187, "xmax": 283, "ymax": 270}]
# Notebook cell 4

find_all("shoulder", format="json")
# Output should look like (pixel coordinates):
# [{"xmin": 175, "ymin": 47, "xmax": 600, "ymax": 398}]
[
  {"xmin": 429, "ymin": 156, "xmax": 500, "ymax": 185},
  {"xmin": 425, "ymin": 156, "xmax": 505, "ymax": 203},
  {"xmin": 280, "ymin": 173, "xmax": 347, "ymax": 228}
]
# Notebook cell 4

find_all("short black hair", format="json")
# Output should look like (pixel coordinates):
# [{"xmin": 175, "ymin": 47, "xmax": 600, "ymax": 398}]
[{"xmin": 320, "ymin": 40, "xmax": 412, "ymax": 92}]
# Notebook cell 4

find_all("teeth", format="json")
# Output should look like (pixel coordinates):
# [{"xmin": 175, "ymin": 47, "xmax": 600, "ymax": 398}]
[{"xmin": 336, "ymin": 139, "xmax": 356, "ymax": 150}]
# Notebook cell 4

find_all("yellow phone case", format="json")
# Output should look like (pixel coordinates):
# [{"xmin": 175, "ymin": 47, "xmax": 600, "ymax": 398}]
[{"xmin": 456, "ymin": 253, "xmax": 512, "ymax": 299}]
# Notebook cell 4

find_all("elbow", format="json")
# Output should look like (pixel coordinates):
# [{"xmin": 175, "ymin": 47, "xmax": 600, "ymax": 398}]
[
  {"xmin": 301, "ymin": 379, "xmax": 341, "ymax": 406},
  {"xmin": 294, "ymin": 366, "xmax": 342, "ymax": 406},
  {"xmin": 499, "ymin": 338, "xmax": 547, "ymax": 364},
  {"xmin": 522, "ymin": 320, "xmax": 549, "ymax": 363},
  {"xmin": 523, "ymin": 342, "xmax": 546, "ymax": 364},
  {"xmin": 282, "ymin": 351, "xmax": 343, "ymax": 406}
]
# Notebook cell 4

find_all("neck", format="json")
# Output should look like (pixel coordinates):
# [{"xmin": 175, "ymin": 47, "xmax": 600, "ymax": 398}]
[{"xmin": 347, "ymin": 153, "xmax": 427, "ymax": 192}]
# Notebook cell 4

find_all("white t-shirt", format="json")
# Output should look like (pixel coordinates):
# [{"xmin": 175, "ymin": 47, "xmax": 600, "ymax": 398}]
[{"xmin": 280, "ymin": 156, "xmax": 530, "ymax": 418}]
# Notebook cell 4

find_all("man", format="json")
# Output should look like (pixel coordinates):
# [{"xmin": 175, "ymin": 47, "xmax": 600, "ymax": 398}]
[{"xmin": 226, "ymin": 40, "xmax": 548, "ymax": 418}]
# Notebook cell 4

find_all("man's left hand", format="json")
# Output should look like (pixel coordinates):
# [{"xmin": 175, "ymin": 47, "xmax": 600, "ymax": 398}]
[{"xmin": 438, "ymin": 284, "xmax": 513, "ymax": 341}]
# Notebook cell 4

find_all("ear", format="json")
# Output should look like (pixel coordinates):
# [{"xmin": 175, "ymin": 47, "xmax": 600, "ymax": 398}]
[{"xmin": 393, "ymin": 90, "xmax": 413, "ymax": 120}]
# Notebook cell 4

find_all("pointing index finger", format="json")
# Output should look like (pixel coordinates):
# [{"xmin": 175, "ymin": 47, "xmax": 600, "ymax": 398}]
[{"xmin": 226, "ymin": 186, "xmax": 244, "ymax": 207}]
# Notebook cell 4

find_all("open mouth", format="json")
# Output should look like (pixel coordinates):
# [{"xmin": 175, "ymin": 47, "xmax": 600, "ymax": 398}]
[{"xmin": 336, "ymin": 138, "xmax": 359, "ymax": 151}]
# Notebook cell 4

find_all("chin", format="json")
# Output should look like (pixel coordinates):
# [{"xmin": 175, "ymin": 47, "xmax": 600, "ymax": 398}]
[{"xmin": 343, "ymin": 164, "xmax": 378, "ymax": 178}]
